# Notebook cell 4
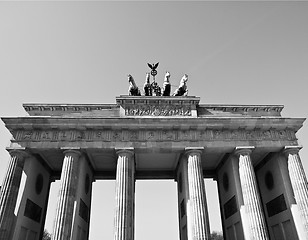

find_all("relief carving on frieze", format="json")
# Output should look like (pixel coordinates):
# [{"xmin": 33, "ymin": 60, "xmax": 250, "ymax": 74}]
[
  {"xmin": 14, "ymin": 129, "xmax": 297, "ymax": 143},
  {"xmin": 125, "ymin": 105, "xmax": 192, "ymax": 116}
]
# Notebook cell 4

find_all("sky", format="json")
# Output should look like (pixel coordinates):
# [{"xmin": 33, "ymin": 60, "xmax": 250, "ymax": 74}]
[{"xmin": 0, "ymin": 1, "xmax": 308, "ymax": 240}]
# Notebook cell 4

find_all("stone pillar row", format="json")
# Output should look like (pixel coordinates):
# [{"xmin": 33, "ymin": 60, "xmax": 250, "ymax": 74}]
[{"xmin": 2, "ymin": 146, "xmax": 308, "ymax": 240}]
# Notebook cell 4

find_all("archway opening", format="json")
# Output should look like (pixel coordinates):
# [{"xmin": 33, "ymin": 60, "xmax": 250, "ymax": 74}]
[
  {"xmin": 42, "ymin": 178, "xmax": 223, "ymax": 240},
  {"xmin": 135, "ymin": 180, "xmax": 179, "ymax": 240},
  {"xmin": 89, "ymin": 180, "xmax": 116, "ymax": 240},
  {"xmin": 205, "ymin": 179, "xmax": 223, "ymax": 238},
  {"xmin": 44, "ymin": 180, "xmax": 60, "ymax": 236},
  {"xmin": 44, "ymin": 180, "xmax": 117, "ymax": 240}
]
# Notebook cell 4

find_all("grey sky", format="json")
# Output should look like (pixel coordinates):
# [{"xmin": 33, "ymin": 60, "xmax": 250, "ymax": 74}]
[{"xmin": 0, "ymin": 1, "xmax": 308, "ymax": 239}]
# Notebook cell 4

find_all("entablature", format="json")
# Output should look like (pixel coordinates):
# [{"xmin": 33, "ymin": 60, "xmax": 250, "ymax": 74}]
[{"xmin": 2, "ymin": 96, "xmax": 304, "ymax": 179}]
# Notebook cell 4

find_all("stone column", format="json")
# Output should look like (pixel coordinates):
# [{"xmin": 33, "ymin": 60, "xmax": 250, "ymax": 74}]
[
  {"xmin": 186, "ymin": 148, "xmax": 210, "ymax": 240},
  {"xmin": 52, "ymin": 149, "xmax": 81, "ymax": 240},
  {"xmin": 284, "ymin": 146, "xmax": 308, "ymax": 236},
  {"xmin": 235, "ymin": 147, "xmax": 269, "ymax": 240},
  {"xmin": 113, "ymin": 149, "xmax": 135, "ymax": 240},
  {"xmin": 0, "ymin": 150, "xmax": 27, "ymax": 239}
]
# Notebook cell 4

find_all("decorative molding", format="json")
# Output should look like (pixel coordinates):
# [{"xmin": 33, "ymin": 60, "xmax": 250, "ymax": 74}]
[
  {"xmin": 125, "ymin": 105, "xmax": 192, "ymax": 116},
  {"xmin": 23, "ymin": 104, "xmax": 117, "ymax": 113},
  {"xmin": 13, "ymin": 128, "xmax": 297, "ymax": 143},
  {"xmin": 22, "ymin": 98, "xmax": 285, "ymax": 119},
  {"xmin": 203, "ymin": 106, "xmax": 283, "ymax": 113},
  {"xmin": 117, "ymin": 96, "xmax": 198, "ymax": 117},
  {"xmin": 23, "ymin": 105, "xmax": 282, "ymax": 114},
  {"xmin": 116, "ymin": 96, "xmax": 200, "ymax": 106}
]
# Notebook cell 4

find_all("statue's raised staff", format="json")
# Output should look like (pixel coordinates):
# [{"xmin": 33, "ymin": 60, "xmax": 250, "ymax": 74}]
[
  {"xmin": 143, "ymin": 73, "xmax": 152, "ymax": 96},
  {"xmin": 128, "ymin": 74, "xmax": 141, "ymax": 96},
  {"xmin": 162, "ymin": 71, "xmax": 171, "ymax": 96},
  {"xmin": 173, "ymin": 74, "xmax": 188, "ymax": 96},
  {"xmin": 147, "ymin": 62, "xmax": 161, "ymax": 96},
  {"xmin": 147, "ymin": 62, "xmax": 159, "ymax": 79}
]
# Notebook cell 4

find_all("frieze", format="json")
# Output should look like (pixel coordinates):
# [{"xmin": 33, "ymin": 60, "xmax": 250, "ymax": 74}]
[
  {"xmin": 14, "ymin": 129, "xmax": 297, "ymax": 142},
  {"xmin": 23, "ymin": 105, "xmax": 115, "ymax": 112},
  {"xmin": 124, "ymin": 105, "xmax": 192, "ymax": 116},
  {"xmin": 207, "ymin": 106, "xmax": 282, "ymax": 113},
  {"xmin": 23, "ymin": 105, "xmax": 283, "ymax": 114}
]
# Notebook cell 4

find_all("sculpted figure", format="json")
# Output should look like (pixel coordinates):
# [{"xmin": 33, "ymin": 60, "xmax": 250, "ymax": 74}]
[
  {"xmin": 162, "ymin": 71, "xmax": 171, "ymax": 96},
  {"xmin": 128, "ymin": 74, "xmax": 141, "ymax": 96},
  {"xmin": 151, "ymin": 81, "xmax": 161, "ymax": 96},
  {"xmin": 173, "ymin": 74, "xmax": 188, "ymax": 96},
  {"xmin": 143, "ymin": 73, "xmax": 152, "ymax": 96}
]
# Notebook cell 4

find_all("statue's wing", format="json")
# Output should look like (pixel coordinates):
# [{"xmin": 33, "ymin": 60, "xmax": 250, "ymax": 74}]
[
  {"xmin": 153, "ymin": 62, "xmax": 159, "ymax": 69},
  {"xmin": 147, "ymin": 63, "xmax": 153, "ymax": 69}
]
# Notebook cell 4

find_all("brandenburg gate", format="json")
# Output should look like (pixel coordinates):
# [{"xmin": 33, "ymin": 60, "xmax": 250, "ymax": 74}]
[{"xmin": 0, "ymin": 93, "xmax": 307, "ymax": 240}]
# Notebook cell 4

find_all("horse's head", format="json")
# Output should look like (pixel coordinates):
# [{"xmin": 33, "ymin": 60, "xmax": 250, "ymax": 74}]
[
  {"xmin": 164, "ymin": 72, "xmax": 171, "ymax": 83},
  {"xmin": 145, "ymin": 73, "xmax": 150, "ymax": 83},
  {"xmin": 128, "ymin": 74, "xmax": 133, "ymax": 82},
  {"xmin": 180, "ymin": 74, "xmax": 188, "ymax": 84},
  {"xmin": 178, "ymin": 74, "xmax": 188, "ymax": 88},
  {"xmin": 128, "ymin": 74, "xmax": 137, "ymax": 89}
]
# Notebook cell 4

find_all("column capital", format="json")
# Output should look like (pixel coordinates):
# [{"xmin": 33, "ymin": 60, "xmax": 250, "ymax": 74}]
[
  {"xmin": 184, "ymin": 147, "xmax": 204, "ymax": 156},
  {"xmin": 61, "ymin": 147, "xmax": 81, "ymax": 157},
  {"xmin": 6, "ymin": 148, "xmax": 28, "ymax": 159},
  {"xmin": 234, "ymin": 146, "xmax": 255, "ymax": 156},
  {"xmin": 115, "ymin": 147, "xmax": 134, "ymax": 156},
  {"xmin": 283, "ymin": 145, "xmax": 302, "ymax": 156}
]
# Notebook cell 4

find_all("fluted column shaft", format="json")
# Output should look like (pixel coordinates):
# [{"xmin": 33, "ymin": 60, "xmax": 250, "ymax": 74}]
[
  {"xmin": 186, "ymin": 149, "xmax": 210, "ymax": 240},
  {"xmin": 114, "ymin": 149, "xmax": 135, "ymax": 240},
  {"xmin": 236, "ymin": 147, "xmax": 269, "ymax": 240},
  {"xmin": 284, "ymin": 146, "xmax": 308, "ymax": 236},
  {"xmin": 0, "ymin": 150, "xmax": 26, "ymax": 240},
  {"xmin": 52, "ymin": 150, "xmax": 81, "ymax": 240}
]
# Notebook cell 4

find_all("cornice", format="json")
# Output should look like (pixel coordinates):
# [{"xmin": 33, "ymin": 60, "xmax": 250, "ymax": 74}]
[
  {"xmin": 23, "ymin": 103, "xmax": 283, "ymax": 112},
  {"xmin": 1, "ymin": 117, "xmax": 305, "ymax": 132}
]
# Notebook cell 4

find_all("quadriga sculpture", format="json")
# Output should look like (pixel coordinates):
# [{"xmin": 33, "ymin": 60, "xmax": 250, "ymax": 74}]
[
  {"xmin": 128, "ymin": 74, "xmax": 141, "ymax": 96},
  {"xmin": 173, "ymin": 74, "xmax": 188, "ymax": 96},
  {"xmin": 162, "ymin": 71, "xmax": 171, "ymax": 96}
]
